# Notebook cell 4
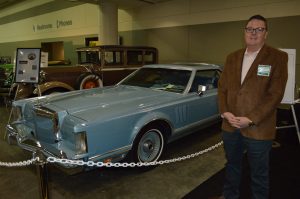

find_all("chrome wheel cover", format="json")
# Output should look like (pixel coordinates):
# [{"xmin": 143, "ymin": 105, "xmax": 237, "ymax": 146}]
[{"xmin": 137, "ymin": 129, "xmax": 164, "ymax": 162}]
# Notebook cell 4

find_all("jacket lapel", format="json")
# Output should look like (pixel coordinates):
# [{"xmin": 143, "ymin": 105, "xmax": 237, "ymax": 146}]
[
  {"xmin": 241, "ymin": 45, "xmax": 269, "ymax": 86},
  {"xmin": 237, "ymin": 49, "xmax": 245, "ymax": 87}
]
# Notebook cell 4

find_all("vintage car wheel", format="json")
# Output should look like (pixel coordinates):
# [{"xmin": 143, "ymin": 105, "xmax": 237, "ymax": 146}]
[
  {"xmin": 133, "ymin": 125, "xmax": 165, "ymax": 163},
  {"xmin": 77, "ymin": 73, "xmax": 103, "ymax": 90}
]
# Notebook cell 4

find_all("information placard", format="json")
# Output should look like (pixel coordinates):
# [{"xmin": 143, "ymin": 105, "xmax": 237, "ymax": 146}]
[
  {"xmin": 280, "ymin": 49, "xmax": 296, "ymax": 104},
  {"xmin": 41, "ymin": 51, "xmax": 48, "ymax": 68},
  {"xmin": 14, "ymin": 48, "xmax": 41, "ymax": 83}
]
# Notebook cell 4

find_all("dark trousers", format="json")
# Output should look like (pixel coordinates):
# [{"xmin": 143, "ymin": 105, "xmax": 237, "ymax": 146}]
[{"xmin": 222, "ymin": 130, "xmax": 272, "ymax": 199}]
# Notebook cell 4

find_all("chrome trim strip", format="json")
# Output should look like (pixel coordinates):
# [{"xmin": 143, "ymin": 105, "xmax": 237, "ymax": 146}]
[
  {"xmin": 167, "ymin": 116, "xmax": 221, "ymax": 144},
  {"xmin": 102, "ymin": 67, "xmax": 140, "ymax": 71},
  {"xmin": 89, "ymin": 145, "xmax": 132, "ymax": 161},
  {"xmin": 34, "ymin": 106, "xmax": 56, "ymax": 118}
]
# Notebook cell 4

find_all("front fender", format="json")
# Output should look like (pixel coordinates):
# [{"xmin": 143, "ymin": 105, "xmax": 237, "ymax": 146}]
[
  {"xmin": 33, "ymin": 81, "xmax": 74, "ymax": 95},
  {"xmin": 130, "ymin": 111, "xmax": 173, "ymax": 143}
]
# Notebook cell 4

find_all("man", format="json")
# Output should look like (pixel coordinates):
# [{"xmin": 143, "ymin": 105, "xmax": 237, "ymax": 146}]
[{"xmin": 217, "ymin": 15, "xmax": 288, "ymax": 199}]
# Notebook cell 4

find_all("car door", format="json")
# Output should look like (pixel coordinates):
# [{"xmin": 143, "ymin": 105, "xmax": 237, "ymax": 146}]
[{"xmin": 185, "ymin": 69, "xmax": 220, "ymax": 125}]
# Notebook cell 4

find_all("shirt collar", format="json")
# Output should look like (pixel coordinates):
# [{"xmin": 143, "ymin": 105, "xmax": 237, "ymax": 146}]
[{"xmin": 244, "ymin": 47, "xmax": 261, "ymax": 56}]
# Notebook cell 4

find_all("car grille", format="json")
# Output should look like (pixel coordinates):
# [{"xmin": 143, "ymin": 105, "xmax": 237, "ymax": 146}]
[{"xmin": 33, "ymin": 106, "xmax": 59, "ymax": 143}]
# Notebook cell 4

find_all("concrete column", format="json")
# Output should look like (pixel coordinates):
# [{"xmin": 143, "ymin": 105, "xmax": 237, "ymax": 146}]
[{"xmin": 99, "ymin": 1, "xmax": 118, "ymax": 45}]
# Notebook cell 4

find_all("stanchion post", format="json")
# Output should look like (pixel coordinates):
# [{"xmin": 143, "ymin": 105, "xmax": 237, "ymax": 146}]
[
  {"xmin": 34, "ymin": 150, "xmax": 49, "ymax": 199},
  {"xmin": 4, "ymin": 84, "xmax": 19, "ymax": 140},
  {"xmin": 291, "ymin": 104, "xmax": 300, "ymax": 143},
  {"xmin": 276, "ymin": 102, "xmax": 300, "ymax": 144}
]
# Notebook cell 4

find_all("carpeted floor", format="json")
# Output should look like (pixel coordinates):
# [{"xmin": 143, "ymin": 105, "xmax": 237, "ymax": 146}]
[{"xmin": 183, "ymin": 107, "xmax": 300, "ymax": 199}]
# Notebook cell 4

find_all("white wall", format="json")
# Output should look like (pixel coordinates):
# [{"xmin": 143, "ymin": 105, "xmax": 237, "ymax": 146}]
[
  {"xmin": 119, "ymin": 0, "xmax": 300, "ymax": 31},
  {"xmin": 0, "ymin": 4, "xmax": 99, "ymax": 43},
  {"xmin": 0, "ymin": 0, "xmax": 299, "ymax": 43}
]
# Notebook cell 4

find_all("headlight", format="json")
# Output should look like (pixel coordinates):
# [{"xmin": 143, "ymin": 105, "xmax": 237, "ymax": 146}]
[
  {"xmin": 11, "ymin": 106, "xmax": 22, "ymax": 122},
  {"xmin": 75, "ymin": 132, "xmax": 88, "ymax": 155}
]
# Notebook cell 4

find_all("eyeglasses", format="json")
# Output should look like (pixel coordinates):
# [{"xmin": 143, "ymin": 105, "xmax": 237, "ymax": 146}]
[{"xmin": 245, "ymin": 27, "xmax": 266, "ymax": 34}]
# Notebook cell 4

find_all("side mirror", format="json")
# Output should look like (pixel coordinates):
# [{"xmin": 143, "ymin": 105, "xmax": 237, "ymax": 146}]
[{"xmin": 197, "ymin": 85, "xmax": 206, "ymax": 96}]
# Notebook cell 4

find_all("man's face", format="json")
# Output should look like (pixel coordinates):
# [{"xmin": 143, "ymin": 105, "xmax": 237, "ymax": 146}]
[{"xmin": 244, "ymin": 19, "xmax": 268, "ymax": 49}]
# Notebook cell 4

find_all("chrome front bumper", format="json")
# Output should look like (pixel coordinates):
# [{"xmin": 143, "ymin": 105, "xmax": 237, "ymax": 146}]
[
  {"xmin": 6, "ymin": 124, "xmax": 87, "ymax": 173},
  {"xmin": 6, "ymin": 124, "xmax": 130, "ymax": 170},
  {"xmin": 6, "ymin": 124, "xmax": 66, "ymax": 159}
]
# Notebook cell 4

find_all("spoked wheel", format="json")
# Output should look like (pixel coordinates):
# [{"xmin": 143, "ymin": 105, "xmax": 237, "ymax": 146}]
[
  {"xmin": 132, "ymin": 125, "xmax": 165, "ymax": 164},
  {"xmin": 77, "ymin": 73, "xmax": 103, "ymax": 90}
]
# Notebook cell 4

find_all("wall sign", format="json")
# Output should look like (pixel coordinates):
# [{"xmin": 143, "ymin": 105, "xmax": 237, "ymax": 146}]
[
  {"xmin": 33, "ymin": 19, "xmax": 73, "ymax": 32},
  {"xmin": 14, "ymin": 48, "xmax": 41, "ymax": 83}
]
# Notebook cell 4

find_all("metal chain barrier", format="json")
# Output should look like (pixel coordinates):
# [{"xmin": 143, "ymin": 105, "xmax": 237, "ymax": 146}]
[
  {"xmin": 0, "ymin": 141, "xmax": 223, "ymax": 199},
  {"xmin": 0, "ymin": 141, "xmax": 223, "ymax": 168},
  {"xmin": 0, "ymin": 157, "xmax": 39, "ymax": 167},
  {"xmin": 47, "ymin": 141, "xmax": 223, "ymax": 167}
]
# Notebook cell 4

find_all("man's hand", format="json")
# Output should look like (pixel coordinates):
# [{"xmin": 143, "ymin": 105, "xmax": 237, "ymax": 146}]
[
  {"xmin": 233, "ymin": 117, "xmax": 252, "ymax": 128},
  {"xmin": 222, "ymin": 112, "xmax": 252, "ymax": 129}
]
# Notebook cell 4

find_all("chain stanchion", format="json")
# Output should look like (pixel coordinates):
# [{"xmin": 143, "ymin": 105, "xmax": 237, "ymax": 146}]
[
  {"xmin": 34, "ymin": 150, "xmax": 49, "ymax": 199},
  {"xmin": 0, "ymin": 142, "xmax": 223, "ymax": 169},
  {"xmin": 0, "ymin": 141, "xmax": 223, "ymax": 199},
  {"xmin": 46, "ymin": 141, "xmax": 223, "ymax": 168},
  {"xmin": 0, "ymin": 157, "xmax": 37, "ymax": 167}
]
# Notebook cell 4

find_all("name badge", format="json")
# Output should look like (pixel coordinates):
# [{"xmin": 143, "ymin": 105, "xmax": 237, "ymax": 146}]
[{"xmin": 257, "ymin": 65, "xmax": 271, "ymax": 76}]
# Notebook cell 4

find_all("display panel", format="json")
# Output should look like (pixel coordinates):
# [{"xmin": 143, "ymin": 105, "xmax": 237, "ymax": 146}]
[
  {"xmin": 280, "ymin": 49, "xmax": 296, "ymax": 104},
  {"xmin": 14, "ymin": 48, "xmax": 41, "ymax": 83}
]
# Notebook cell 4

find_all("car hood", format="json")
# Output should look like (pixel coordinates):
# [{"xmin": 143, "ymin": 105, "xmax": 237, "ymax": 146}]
[{"xmin": 38, "ymin": 85, "xmax": 180, "ymax": 121}]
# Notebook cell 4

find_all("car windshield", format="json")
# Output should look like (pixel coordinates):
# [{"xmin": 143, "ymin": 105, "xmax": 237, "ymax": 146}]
[{"xmin": 121, "ymin": 67, "xmax": 192, "ymax": 93}]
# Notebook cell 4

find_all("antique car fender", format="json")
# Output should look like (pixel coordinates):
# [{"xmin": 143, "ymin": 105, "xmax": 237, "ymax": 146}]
[
  {"xmin": 11, "ymin": 83, "xmax": 35, "ymax": 99},
  {"xmin": 33, "ymin": 81, "xmax": 74, "ymax": 95}
]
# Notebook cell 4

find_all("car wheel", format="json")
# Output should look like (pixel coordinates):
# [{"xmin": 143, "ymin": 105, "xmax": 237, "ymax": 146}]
[
  {"xmin": 132, "ymin": 125, "xmax": 165, "ymax": 163},
  {"xmin": 77, "ymin": 73, "xmax": 103, "ymax": 90}
]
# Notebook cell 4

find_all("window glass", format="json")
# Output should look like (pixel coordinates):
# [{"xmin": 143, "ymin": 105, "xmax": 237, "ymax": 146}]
[
  {"xmin": 78, "ymin": 51, "xmax": 100, "ymax": 64},
  {"xmin": 189, "ymin": 70, "xmax": 220, "ymax": 92},
  {"xmin": 121, "ymin": 68, "xmax": 191, "ymax": 93},
  {"xmin": 144, "ymin": 51, "xmax": 156, "ymax": 64},
  {"xmin": 127, "ymin": 51, "xmax": 143, "ymax": 65},
  {"xmin": 104, "ymin": 51, "xmax": 123, "ymax": 66}
]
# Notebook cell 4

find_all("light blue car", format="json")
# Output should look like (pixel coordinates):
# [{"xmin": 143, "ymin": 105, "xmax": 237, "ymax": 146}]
[{"xmin": 7, "ymin": 63, "xmax": 222, "ymax": 171}]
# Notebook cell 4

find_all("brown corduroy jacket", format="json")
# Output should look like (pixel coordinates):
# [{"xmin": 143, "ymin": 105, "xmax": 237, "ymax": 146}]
[{"xmin": 218, "ymin": 44, "xmax": 288, "ymax": 140}]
